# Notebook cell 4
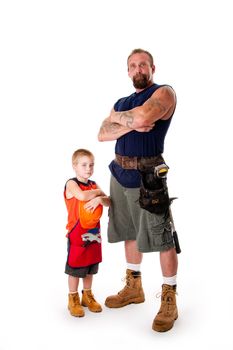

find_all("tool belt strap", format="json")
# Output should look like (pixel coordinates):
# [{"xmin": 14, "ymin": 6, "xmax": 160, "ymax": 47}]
[{"xmin": 115, "ymin": 153, "xmax": 164, "ymax": 170}]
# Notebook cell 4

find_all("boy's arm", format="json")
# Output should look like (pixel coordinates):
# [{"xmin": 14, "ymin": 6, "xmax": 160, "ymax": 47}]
[
  {"xmin": 95, "ymin": 183, "xmax": 110, "ymax": 207},
  {"xmin": 84, "ymin": 195, "xmax": 110, "ymax": 212},
  {"xmin": 84, "ymin": 184, "xmax": 111, "ymax": 211},
  {"xmin": 99, "ymin": 195, "xmax": 111, "ymax": 207},
  {"xmin": 66, "ymin": 180, "xmax": 103, "ymax": 201}
]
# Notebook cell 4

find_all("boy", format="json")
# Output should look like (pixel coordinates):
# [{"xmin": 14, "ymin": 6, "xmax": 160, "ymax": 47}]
[{"xmin": 64, "ymin": 149, "xmax": 110, "ymax": 317}]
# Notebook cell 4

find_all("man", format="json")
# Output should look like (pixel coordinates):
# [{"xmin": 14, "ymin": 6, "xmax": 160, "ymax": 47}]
[{"xmin": 98, "ymin": 49, "xmax": 178, "ymax": 332}]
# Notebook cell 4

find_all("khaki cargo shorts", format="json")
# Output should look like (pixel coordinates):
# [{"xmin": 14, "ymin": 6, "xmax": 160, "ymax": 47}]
[{"xmin": 107, "ymin": 176, "xmax": 175, "ymax": 252}]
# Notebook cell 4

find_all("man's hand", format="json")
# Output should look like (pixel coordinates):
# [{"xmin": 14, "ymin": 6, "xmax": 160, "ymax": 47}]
[{"xmin": 135, "ymin": 123, "xmax": 155, "ymax": 132}]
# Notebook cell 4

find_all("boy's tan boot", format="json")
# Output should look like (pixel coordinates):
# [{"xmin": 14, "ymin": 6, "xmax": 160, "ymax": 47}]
[
  {"xmin": 152, "ymin": 284, "xmax": 178, "ymax": 332},
  {"xmin": 68, "ymin": 292, "xmax": 85, "ymax": 317},
  {"xmin": 105, "ymin": 269, "xmax": 145, "ymax": 308},
  {"xmin": 81, "ymin": 289, "xmax": 102, "ymax": 312}
]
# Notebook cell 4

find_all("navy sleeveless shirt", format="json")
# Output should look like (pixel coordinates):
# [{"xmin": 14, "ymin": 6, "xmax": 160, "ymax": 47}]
[{"xmin": 109, "ymin": 83, "xmax": 175, "ymax": 188}]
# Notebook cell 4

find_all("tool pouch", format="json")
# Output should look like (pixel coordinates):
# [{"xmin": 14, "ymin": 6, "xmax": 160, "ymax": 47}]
[{"xmin": 138, "ymin": 163, "xmax": 170, "ymax": 215}]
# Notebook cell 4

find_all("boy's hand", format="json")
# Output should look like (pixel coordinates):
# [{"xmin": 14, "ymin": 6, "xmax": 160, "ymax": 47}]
[{"xmin": 84, "ymin": 197, "xmax": 101, "ymax": 213}]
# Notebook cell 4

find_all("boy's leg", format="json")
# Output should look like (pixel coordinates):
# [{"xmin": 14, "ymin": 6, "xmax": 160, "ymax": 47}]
[
  {"xmin": 82, "ymin": 274, "xmax": 93, "ymax": 289},
  {"xmin": 68, "ymin": 275, "xmax": 85, "ymax": 317},
  {"xmin": 81, "ymin": 274, "xmax": 102, "ymax": 312},
  {"xmin": 68, "ymin": 275, "xmax": 79, "ymax": 292}
]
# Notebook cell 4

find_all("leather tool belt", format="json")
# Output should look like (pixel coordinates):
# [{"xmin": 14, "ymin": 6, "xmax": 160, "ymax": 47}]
[
  {"xmin": 115, "ymin": 153, "xmax": 165, "ymax": 170},
  {"xmin": 115, "ymin": 153, "xmax": 170, "ymax": 215}
]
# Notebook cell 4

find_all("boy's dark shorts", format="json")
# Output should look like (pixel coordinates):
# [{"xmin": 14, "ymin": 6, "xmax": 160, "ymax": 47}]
[
  {"xmin": 65, "ymin": 262, "xmax": 99, "ymax": 278},
  {"xmin": 65, "ymin": 240, "xmax": 99, "ymax": 278}
]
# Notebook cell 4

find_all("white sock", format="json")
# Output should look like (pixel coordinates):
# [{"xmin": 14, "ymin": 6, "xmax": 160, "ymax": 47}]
[
  {"xmin": 127, "ymin": 263, "xmax": 141, "ymax": 272},
  {"xmin": 163, "ymin": 275, "xmax": 177, "ymax": 286}
]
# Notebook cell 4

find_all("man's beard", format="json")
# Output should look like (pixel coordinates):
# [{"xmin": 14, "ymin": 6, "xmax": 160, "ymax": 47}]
[{"xmin": 133, "ymin": 73, "xmax": 150, "ymax": 89}]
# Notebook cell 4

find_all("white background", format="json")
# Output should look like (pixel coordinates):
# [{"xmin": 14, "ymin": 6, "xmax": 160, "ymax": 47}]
[{"xmin": 0, "ymin": 0, "xmax": 233, "ymax": 349}]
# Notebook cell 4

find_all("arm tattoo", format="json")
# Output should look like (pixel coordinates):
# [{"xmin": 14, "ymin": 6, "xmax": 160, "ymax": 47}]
[
  {"xmin": 119, "ymin": 111, "xmax": 134, "ymax": 128},
  {"xmin": 147, "ymin": 98, "xmax": 166, "ymax": 114},
  {"xmin": 100, "ymin": 120, "xmax": 123, "ymax": 135}
]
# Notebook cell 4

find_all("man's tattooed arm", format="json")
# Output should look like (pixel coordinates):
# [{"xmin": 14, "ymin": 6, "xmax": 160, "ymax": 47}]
[
  {"xmin": 145, "ymin": 97, "xmax": 166, "ymax": 115},
  {"xmin": 119, "ymin": 111, "xmax": 134, "ymax": 128},
  {"xmin": 110, "ymin": 86, "xmax": 176, "ymax": 129},
  {"xmin": 108, "ymin": 110, "xmax": 135, "ymax": 129},
  {"xmin": 98, "ymin": 117, "xmax": 132, "ymax": 141}
]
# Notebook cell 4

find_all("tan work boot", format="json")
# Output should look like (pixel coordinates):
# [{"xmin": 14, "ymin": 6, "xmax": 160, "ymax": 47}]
[
  {"xmin": 105, "ymin": 269, "xmax": 145, "ymax": 308},
  {"xmin": 68, "ymin": 292, "xmax": 85, "ymax": 317},
  {"xmin": 81, "ymin": 289, "xmax": 102, "ymax": 312},
  {"xmin": 152, "ymin": 284, "xmax": 178, "ymax": 332}
]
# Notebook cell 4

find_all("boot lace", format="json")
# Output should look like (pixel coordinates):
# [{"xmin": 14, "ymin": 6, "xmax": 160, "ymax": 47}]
[
  {"xmin": 156, "ymin": 289, "xmax": 177, "ymax": 315},
  {"xmin": 72, "ymin": 293, "xmax": 81, "ymax": 306},
  {"xmin": 156, "ymin": 288, "xmax": 178, "ymax": 299},
  {"xmin": 86, "ymin": 291, "xmax": 97, "ymax": 305},
  {"xmin": 121, "ymin": 274, "xmax": 131, "ymax": 286},
  {"xmin": 118, "ymin": 274, "xmax": 132, "ymax": 295}
]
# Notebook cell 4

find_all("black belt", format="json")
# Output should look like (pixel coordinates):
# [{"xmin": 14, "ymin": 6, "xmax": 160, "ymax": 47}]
[{"xmin": 115, "ymin": 154, "xmax": 164, "ymax": 170}]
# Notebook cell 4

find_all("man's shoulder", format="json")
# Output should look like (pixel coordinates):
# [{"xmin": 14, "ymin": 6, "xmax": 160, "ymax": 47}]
[
  {"xmin": 153, "ymin": 84, "xmax": 175, "ymax": 94},
  {"xmin": 114, "ymin": 92, "xmax": 136, "ymax": 110},
  {"xmin": 116, "ymin": 91, "xmax": 136, "ymax": 103}
]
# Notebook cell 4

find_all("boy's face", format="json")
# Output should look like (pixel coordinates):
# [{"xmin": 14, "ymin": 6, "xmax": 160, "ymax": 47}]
[{"xmin": 73, "ymin": 155, "xmax": 94, "ymax": 182}]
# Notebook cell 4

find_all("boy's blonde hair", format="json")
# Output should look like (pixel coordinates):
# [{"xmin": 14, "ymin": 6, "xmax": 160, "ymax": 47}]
[{"xmin": 72, "ymin": 149, "xmax": 94, "ymax": 165}]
